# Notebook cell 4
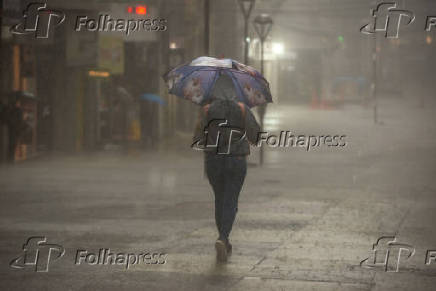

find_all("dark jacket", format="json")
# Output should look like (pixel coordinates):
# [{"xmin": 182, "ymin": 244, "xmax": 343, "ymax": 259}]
[{"xmin": 193, "ymin": 99, "xmax": 260, "ymax": 156}]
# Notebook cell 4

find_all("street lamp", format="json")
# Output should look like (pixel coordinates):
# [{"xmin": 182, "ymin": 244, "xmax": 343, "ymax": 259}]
[
  {"xmin": 272, "ymin": 42, "xmax": 284, "ymax": 55},
  {"xmin": 253, "ymin": 13, "xmax": 273, "ymax": 166},
  {"xmin": 238, "ymin": 0, "xmax": 255, "ymax": 65}
]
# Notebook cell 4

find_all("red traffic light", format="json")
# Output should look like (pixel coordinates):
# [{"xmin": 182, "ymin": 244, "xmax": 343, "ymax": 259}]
[
  {"xmin": 135, "ymin": 6, "xmax": 147, "ymax": 15},
  {"xmin": 127, "ymin": 5, "xmax": 147, "ymax": 15}
]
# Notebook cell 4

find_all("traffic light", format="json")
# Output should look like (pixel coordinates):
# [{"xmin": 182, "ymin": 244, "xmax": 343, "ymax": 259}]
[{"xmin": 127, "ymin": 5, "xmax": 147, "ymax": 15}]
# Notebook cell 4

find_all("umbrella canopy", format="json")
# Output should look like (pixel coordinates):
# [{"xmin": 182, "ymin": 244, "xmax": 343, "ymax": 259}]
[
  {"xmin": 162, "ymin": 56, "xmax": 272, "ymax": 108},
  {"xmin": 210, "ymin": 73, "xmax": 238, "ymax": 101},
  {"xmin": 140, "ymin": 93, "xmax": 166, "ymax": 106}
]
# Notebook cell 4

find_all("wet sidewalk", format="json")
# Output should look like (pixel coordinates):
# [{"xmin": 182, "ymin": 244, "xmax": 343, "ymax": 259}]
[{"xmin": 1, "ymin": 99, "xmax": 436, "ymax": 290}]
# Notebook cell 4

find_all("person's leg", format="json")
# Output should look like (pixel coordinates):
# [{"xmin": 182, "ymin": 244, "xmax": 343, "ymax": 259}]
[
  {"xmin": 206, "ymin": 155, "xmax": 231, "ymax": 262},
  {"xmin": 219, "ymin": 156, "xmax": 247, "ymax": 242},
  {"xmin": 205, "ymin": 155, "xmax": 225, "ymax": 237}
]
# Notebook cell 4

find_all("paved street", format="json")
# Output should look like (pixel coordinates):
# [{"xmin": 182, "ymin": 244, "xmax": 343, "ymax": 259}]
[{"xmin": 1, "ymin": 99, "xmax": 436, "ymax": 290}]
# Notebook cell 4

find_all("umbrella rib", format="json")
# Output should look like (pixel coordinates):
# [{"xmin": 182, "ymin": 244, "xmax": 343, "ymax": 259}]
[
  {"xmin": 203, "ymin": 70, "xmax": 221, "ymax": 103},
  {"xmin": 173, "ymin": 67, "xmax": 223, "ymax": 95},
  {"xmin": 230, "ymin": 70, "xmax": 272, "ymax": 102},
  {"xmin": 231, "ymin": 70, "xmax": 269, "ymax": 84},
  {"xmin": 173, "ymin": 68, "xmax": 199, "ymax": 93},
  {"xmin": 227, "ymin": 71, "xmax": 251, "ymax": 107}
]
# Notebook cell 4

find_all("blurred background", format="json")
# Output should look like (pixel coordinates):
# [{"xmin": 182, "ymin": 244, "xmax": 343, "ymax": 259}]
[{"xmin": 1, "ymin": 0, "xmax": 434, "ymax": 161}]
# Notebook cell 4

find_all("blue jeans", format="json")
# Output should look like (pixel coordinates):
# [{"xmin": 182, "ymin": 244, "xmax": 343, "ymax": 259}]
[{"xmin": 205, "ymin": 154, "xmax": 247, "ymax": 241}]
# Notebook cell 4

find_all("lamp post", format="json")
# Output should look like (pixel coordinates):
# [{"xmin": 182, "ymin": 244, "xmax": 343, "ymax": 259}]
[
  {"xmin": 254, "ymin": 14, "xmax": 272, "ymax": 166},
  {"xmin": 238, "ymin": 0, "xmax": 255, "ymax": 65},
  {"xmin": 372, "ymin": 34, "xmax": 378, "ymax": 124},
  {"xmin": 205, "ymin": 0, "xmax": 210, "ymax": 55}
]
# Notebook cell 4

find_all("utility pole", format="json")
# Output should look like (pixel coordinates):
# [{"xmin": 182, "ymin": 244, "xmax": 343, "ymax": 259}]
[
  {"xmin": 238, "ymin": 0, "xmax": 255, "ymax": 65},
  {"xmin": 254, "ymin": 14, "xmax": 273, "ymax": 166},
  {"xmin": 372, "ymin": 34, "xmax": 378, "ymax": 124},
  {"xmin": 0, "ymin": 0, "xmax": 3, "ymax": 102},
  {"xmin": 0, "ymin": 0, "xmax": 4, "ymax": 162},
  {"xmin": 204, "ymin": 0, "xmax": 210, "ymax": 55}
]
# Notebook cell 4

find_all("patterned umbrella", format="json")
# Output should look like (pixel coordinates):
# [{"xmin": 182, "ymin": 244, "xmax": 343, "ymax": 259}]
[{"xmin": 162, "ymin": 56, "xmax": 272, "ymax": 108}]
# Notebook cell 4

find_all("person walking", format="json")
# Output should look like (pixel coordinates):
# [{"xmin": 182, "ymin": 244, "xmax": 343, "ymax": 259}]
[
  {"xmin": 193, "ymin": 74, "xmax": 260, "ymax": 262},
  {"xmin": 163, "ymin": 57, "xmax": 272, "ymax": 261}
]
